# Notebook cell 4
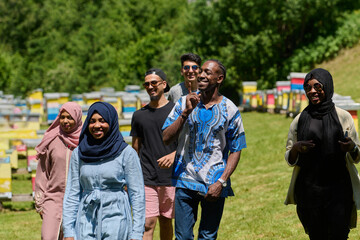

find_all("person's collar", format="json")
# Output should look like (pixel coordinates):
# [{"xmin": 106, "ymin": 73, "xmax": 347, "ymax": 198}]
[
  {"xmin": 149, "ymin": 96, "xmax": 169, "ymax": 109},
  {"xmin": 199, "ymin": 94, "xmax": 224, "ymax": 109}
]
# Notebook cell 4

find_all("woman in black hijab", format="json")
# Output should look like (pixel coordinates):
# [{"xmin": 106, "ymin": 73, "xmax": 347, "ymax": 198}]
[{"xmin": 284, "ymin": 68, "xmax": 360, "ymax": 239}]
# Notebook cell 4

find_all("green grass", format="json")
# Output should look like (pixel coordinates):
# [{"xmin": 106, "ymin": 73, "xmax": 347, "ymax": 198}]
[
  {"xmin": 0, "ymin": 158, "xmax": 40, "ymax": 240},
  {"xmin": 0, "ymin": 210, "xmax": 41, "ymax": 239},
  {"xmin": 16, "ymin": 158, "xmax": 28, "ymax": 169},
  {"xmin": 11, "ymin": 166, "xmax": 32, "ymax": 195}
]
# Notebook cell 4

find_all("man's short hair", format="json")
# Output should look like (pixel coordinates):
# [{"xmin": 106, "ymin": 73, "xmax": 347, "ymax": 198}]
[
  {"xmin": 180, "ymin": 53, "xmax": 201, "ymax": 67},
  {"xmin": 207, "ymin": 59, "xmax": 226, "ymax": 81}
]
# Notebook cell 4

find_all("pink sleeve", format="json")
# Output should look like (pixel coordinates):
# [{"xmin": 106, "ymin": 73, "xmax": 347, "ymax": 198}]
[{"xmin": 34, "ymin": 150, "xmax": 50, "ymax": 213}]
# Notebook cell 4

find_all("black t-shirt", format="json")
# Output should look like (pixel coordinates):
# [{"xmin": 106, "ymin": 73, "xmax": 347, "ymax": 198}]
[{"xmin": 130, "ymin": 101, "xmax": 177, "ymax": 186}]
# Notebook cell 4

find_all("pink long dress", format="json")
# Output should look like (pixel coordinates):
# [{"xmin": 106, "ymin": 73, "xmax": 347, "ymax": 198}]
[
  {"xmin": 34, "ymin": 102, "xmax": 82, "ymax": 240},
  {"xmin": 34, "ymin": 137, "xmax": 74, "ymax": 239}
]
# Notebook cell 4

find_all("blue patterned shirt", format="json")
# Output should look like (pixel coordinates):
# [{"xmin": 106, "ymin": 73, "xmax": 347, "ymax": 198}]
[{"xmin": 162, "ymin": 96, "xmax": 246, "ymax": 197}]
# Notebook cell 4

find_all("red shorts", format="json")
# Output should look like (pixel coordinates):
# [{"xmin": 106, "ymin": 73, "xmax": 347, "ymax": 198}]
[{"xmin": 145, "ymin": 185, "xmax": 175, "ymax": 219}]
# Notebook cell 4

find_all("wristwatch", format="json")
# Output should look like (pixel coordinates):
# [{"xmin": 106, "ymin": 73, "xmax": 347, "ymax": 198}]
[
  {"xmin": 217, "ymin": 178, "xmax": 227, "ymax": 188},
  {"xmin": 351, "ymin": 145, "xmax": 358, "ymax": 153}
]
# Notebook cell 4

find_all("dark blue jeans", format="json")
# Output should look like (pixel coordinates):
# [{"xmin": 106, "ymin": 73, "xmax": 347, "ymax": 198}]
[{"xmin": 174, "ymin": 188, "xmax": 225, "ymax": 240}]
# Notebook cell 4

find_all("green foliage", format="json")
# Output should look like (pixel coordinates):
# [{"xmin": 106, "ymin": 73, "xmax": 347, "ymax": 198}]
[
  {"xmin": 0, "ymin": 48, "xmax": 13, "ymax": 90},
  {"xmin": 0, "ymin": 0, "xmax": 42, "ymax": 52},
  {"xmin": 285, "ymin": 10, "xmax": 360, "ymax": 73},
  {"xmin": 0, "ymin": 0, "xmax": 360, "ymax": 98},
  {"xmin": 187, "ymin": 0, "xmax": 360, "ymax": 96},
  {"xmin": 0, "ymin": 0, "xmax": 188, "ymax": 96}
]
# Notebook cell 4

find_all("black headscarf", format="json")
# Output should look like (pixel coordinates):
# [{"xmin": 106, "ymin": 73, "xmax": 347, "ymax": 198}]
[
  {"xmin": 78, "ymin": 102, "xmax": 128, "ymax": 162},
  {"xmin": 297, "ymin": 68, "xmax": 344, "ymax": 157}
]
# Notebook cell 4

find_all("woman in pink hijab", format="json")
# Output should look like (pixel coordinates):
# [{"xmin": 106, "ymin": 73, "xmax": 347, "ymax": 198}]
[{"xmin": 34, "ymin": 102, "xmax": 82, "ymax": 240}]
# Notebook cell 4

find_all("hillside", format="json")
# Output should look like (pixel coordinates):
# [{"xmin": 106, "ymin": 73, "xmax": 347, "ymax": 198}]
[{"xmin": 317, "ymin": 42, "xmax": 360, "ymax": 103}]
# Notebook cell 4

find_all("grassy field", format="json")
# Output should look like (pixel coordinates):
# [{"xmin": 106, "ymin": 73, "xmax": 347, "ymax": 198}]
[
  {"xmin": 1, "ymin": 43, "xmax": 360, "ymax": 239},
  {"xmin": 1, "ymin": 111, "xmax": 360, "ymax": 239},
  {"xmin": 0, "ymin": 159, "xmax": 41, "ymax": 239}
]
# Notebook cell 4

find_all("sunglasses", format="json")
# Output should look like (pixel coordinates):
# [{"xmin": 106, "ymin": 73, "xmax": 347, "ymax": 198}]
[
  {"xmin": 143, "ymin": 80, "xmax": 162, "ymax": 88},
  {"xmin": 304, "ymin": 82, "xmax": 323, "ymax": 92},
  {"xmin": 183, "ymin": 65, "xmax": 199, "ymax": 71}
]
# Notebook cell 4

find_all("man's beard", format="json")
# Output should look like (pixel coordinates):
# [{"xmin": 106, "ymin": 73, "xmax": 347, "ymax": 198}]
[{"xmin": 150, "ymin": 95, "xmax": 160, "ymax": 101}]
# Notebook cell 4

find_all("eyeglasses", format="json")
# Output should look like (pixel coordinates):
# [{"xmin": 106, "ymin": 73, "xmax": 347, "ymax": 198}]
[
  {"xmin": 304, "ymin": 82, "xmax": 323, "ymax": 92},
  {"xmin": 143, "ymin": 80, "xmax": 162, "ymax": 88},
  {"xmin": 183, "ymin": 65, "xmax": 199, "ymax": 71}
]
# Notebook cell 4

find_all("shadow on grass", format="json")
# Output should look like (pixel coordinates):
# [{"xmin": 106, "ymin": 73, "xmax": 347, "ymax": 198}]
[
  {"xmin": 1, "ymin": 201, "xmax": 35, "ymax": 212},
  {"xmin": 11, "ymin": 173, "xmax": 32, "ymax": 180}
]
